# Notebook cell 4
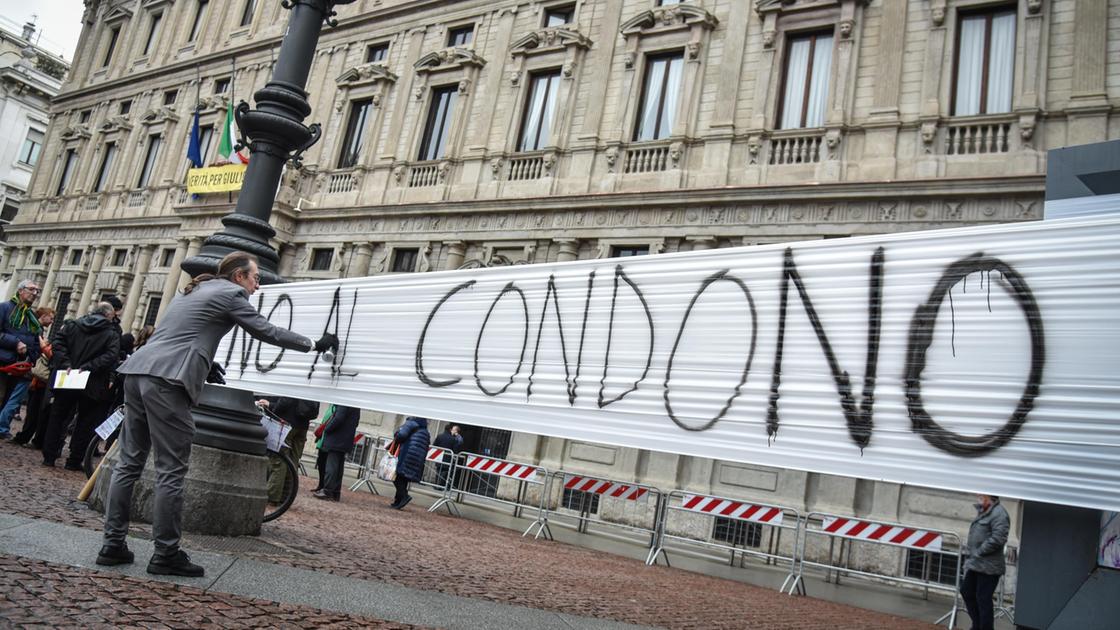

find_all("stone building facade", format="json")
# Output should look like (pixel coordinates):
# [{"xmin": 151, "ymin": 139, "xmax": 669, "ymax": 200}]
[
  {"xmin": 7, "ymin": 0, "xmax": 1120, "ymax": 585},
  {"xmin": 0, "ymin": 21, "xmax": 67, "ymax": 264}
]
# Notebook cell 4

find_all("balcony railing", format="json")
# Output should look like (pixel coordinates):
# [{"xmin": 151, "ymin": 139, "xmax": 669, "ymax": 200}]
[
  {"xmin": 83, "ymin": 195, "xmax": 101, "ymax": 211},
  {"xmin": 769, "ymin": 131, "xmax": 824, "ymax": 166},
  {"xmin": 408, "ymin": 163, "xmax": 441, "ymax": 188},
  {"xmin": 327, "ymin": 171, "xmax": 357, "ymax": 194},
  {"xmin": 507, "ymin": 154, "xmax": 545, "ymax": 181},
  {"xmin": 624, "ymin": 142, "xmax": 671, "ymax": 174},
  {"xmin": 945, "ymin": 118, "xmax": 1012, "ymax": 155},
  {"xmin": 127, "ymin": 191, "xmax": 148, "ymax": 208}
]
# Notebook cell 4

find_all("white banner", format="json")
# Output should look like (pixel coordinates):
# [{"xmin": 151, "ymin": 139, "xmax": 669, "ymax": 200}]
[{"xmin": 216, "ymin": 215, "xmax": 1120, "ymax": 512}]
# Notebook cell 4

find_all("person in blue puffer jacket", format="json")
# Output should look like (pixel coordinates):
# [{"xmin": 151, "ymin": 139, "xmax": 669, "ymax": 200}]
[{"xmin": 391, "ymin": 416, "xmax": 430, "ymax": 509}]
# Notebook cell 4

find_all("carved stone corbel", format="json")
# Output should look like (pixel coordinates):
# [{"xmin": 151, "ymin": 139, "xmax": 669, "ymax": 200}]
[{"xmin": 920, "ymin": 120, "xmax": 938, "ymax": 153}]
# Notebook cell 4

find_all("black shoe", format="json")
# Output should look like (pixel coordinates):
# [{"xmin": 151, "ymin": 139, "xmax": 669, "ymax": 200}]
[
  {"xmin": 392, "ymin": 495, "xmax": 412, "ymax": 510},
  {"xmin": 41, "ymin": 459, "xmax": 55, "ymax": 467},
  {"xmin": 147, "ymin": 550, "xmax": 205, "ymax": 577},
  {"xmin": 312, "ymin": 489, "xmax": 338, "ymax": 502},
  {"xmin": 96, "ymin": 544, "xmax": 134, "ymax": 566},
  {"xmin": 64, "ymin": 463, "xmax": 83, "ymax": 472}
]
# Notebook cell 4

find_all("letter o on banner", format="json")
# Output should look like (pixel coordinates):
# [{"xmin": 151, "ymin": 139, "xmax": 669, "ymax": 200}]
[
  {"xmin": 904, "ymin": 254, "xmax": 1045, "ymax": 456},
  {"xmin": 664, "ymin": 270, "xmax": 758, "ymax": 432},
  {"xmin": 474, "ymin": 282, "xmax": 530, "ymax": 397}
]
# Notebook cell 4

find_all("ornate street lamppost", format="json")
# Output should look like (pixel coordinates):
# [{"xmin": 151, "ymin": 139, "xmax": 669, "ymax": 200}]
[
  {"xmin": 183, "ymin": 0, "xmax": 354, "ymax": 283},
  {"xmin": 93, "ymin": 0, "xmax": 356, "ymax": 536}
]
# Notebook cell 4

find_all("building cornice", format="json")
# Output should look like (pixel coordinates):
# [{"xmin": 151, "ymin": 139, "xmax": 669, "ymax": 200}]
[
  {"xmin": 306, "ymin": 175, "xmax": 1045, "ymax": 219},
  {"xmin": 51, "ymin": 0, "xmax": 491, "ymax": 104}
]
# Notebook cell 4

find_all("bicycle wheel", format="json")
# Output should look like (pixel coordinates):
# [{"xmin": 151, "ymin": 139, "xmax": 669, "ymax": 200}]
[
  {"xmin": 263, "ymin": 450, "xmax": 299, "ymax": 522},
  {"xmin": 82, "ymin": 431, "xmax": 117, "ymax": 479}
]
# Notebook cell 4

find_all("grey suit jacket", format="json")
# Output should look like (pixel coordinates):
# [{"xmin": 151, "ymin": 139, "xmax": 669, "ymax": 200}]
[{"xmin": 118, "ymin": 278, "xmax": 312, "ymax": 404}]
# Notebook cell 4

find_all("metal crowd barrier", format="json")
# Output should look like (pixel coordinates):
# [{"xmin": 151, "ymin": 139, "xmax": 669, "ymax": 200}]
[
  {"xmin": 430, "ymin": 452, "xmax": 553, "ymax": 539},
  {"xmin": 994, "ymin": 545, "xmax": 1017, "ymax": 623},
  {"xmin": 545, "ymin": 472, "xmax": 663, "ymax": 551},
  {"xmin": 348, "ymin": 434, "xmax": 387, "ymax": 495},
  {"xmin": 418, "ymin": 444, "xmax": 458, "ymax": 512},
  {"xmin": 795, "ymin": 512, "xmax": 963, "ymax": 626},
  {"xmin": 647, "ymin": 491, "xmax": 802, "ymax": 592}
]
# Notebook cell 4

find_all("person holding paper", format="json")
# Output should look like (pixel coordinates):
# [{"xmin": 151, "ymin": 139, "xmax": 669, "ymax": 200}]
[
  {"xmin": 99, "ymin": 251, "xmax": 338, "ymax": 578},
  {"xmin": 257, "ymin": 396, "xmax": 320, "ymax": 504},
  {"xmin": 41, "ymin": 302, "xmax": 120, "ymax": 469},
  {"xmin": 0, "ymin": 279, "xmax": 44, "ymax": 440}
]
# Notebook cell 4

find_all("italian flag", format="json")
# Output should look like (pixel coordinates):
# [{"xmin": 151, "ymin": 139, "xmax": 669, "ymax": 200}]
[{"xmin": 217, "ymin": 102, "xmax": 249, "ymax": 164}]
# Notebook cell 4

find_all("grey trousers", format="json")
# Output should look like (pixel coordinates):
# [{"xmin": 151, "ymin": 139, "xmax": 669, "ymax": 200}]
[{"xmin": 103, "ymin": 375, "xmax": 194, "ymax": 556}]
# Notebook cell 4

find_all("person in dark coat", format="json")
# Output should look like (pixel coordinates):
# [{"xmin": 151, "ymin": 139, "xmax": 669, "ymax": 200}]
[
  {"xmin": 41, "ymin": 302, "xmax": 120, "ymax": 469},
  {"xmin": 312, "ymin": 404, "xmax": 360, "ymax": 501},
  {"xmin": 391, "ymin": 416, "xmax": 431, "ymax": 509},
  {"xmin": 960, "ymin": 494, "xmax": 1011, "ymax": 630},
  {"xmin": 431, "ymin": 424, "xmax": 463, "ymax": 487},
  {"xmin": 0, "ymin": 279, "xmax": 44, "ymax": 439}
]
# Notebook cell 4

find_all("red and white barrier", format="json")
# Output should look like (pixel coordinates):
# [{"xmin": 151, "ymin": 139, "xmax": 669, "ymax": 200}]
[
  {"xmin": 426, "ymin": 447, "xmax": 443, "ymax": 461},
  {"xmin": 822, "ymin": 516, "xmax": 943, "ymax": 551},
  {"xmin": 462, "ymin": 455, "xmax": 543, "ymax": 483},
  {"xmin": 680, "ymin": 493, "xmax": 785, "ymax": 525},
  {"xmin": 563, "ymin": 474, "xmax": 649, "ymax": 501}
]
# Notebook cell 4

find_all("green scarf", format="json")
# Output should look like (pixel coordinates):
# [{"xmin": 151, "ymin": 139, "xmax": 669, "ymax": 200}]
[
  {"xmin": 8, "ymin": 297, "xmax": 41, "ymax": 335},
  {"xmin": 315, "ymin": 404, "xmax": 337, "ymax": 449}
]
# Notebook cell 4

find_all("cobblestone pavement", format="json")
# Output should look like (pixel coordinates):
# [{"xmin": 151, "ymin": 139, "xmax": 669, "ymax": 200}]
[
  {"xmin": 0, "ymin": 554, "xmax": 421, "ymax": 629},
  {"xmin": 0, "ymin": 435, "xmax": 937, "ymax": 630}
]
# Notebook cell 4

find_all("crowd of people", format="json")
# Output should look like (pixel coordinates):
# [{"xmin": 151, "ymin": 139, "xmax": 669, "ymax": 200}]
[{"xmin": 0, "ymin": 279, "xmax": 155, "ymax": 474}]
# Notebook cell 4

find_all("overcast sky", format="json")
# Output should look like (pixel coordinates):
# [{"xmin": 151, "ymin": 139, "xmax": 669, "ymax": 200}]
[{"xmin": 0, "ymin": 0, "xmax": 86, "ymax": 60}]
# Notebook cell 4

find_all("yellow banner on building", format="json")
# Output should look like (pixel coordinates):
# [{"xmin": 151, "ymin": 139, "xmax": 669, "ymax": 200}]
[{"xmin": 187, "ymin": 164, "xmax": 248, "ymax": 194}]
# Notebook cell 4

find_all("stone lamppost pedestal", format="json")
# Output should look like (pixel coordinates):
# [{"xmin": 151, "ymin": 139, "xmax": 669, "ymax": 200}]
[{"xmin": 88, "ymin": 387, "xmax": 270, "ymax": 536}]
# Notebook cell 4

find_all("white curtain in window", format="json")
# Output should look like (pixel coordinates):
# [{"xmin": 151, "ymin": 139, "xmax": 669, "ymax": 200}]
[
  {"xmin": 636, "ymin": 58, "xmax": 667, "ymax": 141},
  {"xmin": 805, "ymin": 34, "xmax": 833, "ymax": 128},
  {"xmin": 659, "ymin": 56, "xmax": 683, "ymax": 138},
  {"xmin": 780, "ymin": 38, "xmax": 811, "ymax": 129},
  {"xmin": 432, "ymin": 91, "xmax": 457, "ymax": 160},
  {"xmin": 520, "ymin": 81, "xmax": 546, "ymax": 151},
  {"xmin": 539, "ymin": 74, "xmax": 559, "ymax": 148},
  {"xmin": 986, "ymin": 12, "xmax": 1016, "ymax": 114},
  {"xmin": 954, "ymin": 15, "xmax": 986, "ymax": 116},
  {"xmin": 519, "ymin": 74, "xmax": 558, "ymax": 152}
]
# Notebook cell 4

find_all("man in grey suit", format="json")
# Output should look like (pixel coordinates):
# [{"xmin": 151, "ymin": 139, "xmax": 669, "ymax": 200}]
[{"xmin": 98, "ymin": 252, "xmax": 337, "ymax": 577}]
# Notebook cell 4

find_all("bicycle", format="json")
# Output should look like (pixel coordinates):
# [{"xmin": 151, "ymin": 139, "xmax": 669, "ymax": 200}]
[
  {"xmin": 82, "ymin": 406, "xmax": 125, "ymax": 479},
  {"xmin": 259, "ymin": 404, "xmax": 299, "ymax": 523}
]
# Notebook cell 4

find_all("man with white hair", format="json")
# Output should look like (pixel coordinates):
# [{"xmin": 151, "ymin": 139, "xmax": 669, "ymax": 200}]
[
  {"xmin": 41, "ymin": 301, "xmax": 120, "ymax": 468},
  {"xmin": 0, "ymin": 279, "xmax": 43, "ymax": 439}
]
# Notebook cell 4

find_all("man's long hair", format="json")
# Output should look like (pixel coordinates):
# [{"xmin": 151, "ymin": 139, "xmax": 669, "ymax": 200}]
[{"xmin": 182, "ymin": 252, "xmax": 257, "ymax": 295}]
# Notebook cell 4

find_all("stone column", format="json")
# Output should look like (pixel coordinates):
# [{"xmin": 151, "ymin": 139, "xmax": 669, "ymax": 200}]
[
  {"xmin": 554, "ymin": 238, "xmax": 580, "ymax": 262},
  {"xmin": 177, "ymin": 238, "xmax": 202, "ymax": 291},
  {"xmin": 77, "ymin": 246, "xmax": 107, "ymax": 316},
  {"xmin": 686, "ymin": 236, "xmax": 716, "ymax": 251},
  {"xmin": 1067, "ymin": 0, "xmax": 1110, "ymax": 145},
  {"xmin": 443, "ymin": 240, "xmax": 467, "ymax": 270},
  {"xmin": 277, "ymin": 243, "xmax": 297, "ymax": 278},
  {"xmin": 38, "ymin": 247, "xmax": 66, "ymax": 308},
  {"xmin": 156, "ymin": 239, "xmax": 189, "ymax": 321},
  {"xmin": 121, "ymin": 245, "xmax": 155, "ymax": 334},
  {"xmin": 347, "ymin": 242, "xmax": 373, "ymax": 278},
  {"xmin": 1, "ymin": 247, "xmax": 30, "ymax": 298}
]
